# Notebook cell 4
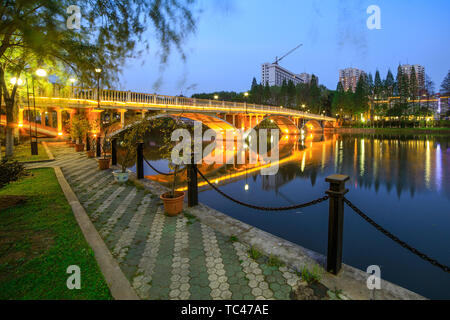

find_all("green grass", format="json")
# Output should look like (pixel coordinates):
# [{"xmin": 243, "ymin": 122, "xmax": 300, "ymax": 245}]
[
  {"xmin": 0, "ymin": 168, "xmax": 112, "ymax": 300},
  {"xmin": 1, "ymin": 143, "xmax": 49, "ymax": 162},
  {"xmin": 248, "ymin": 246, "xmax": 262, "ymax": 260},
  {"xmin": 267, "ymin": 254, "xmax": 285, "ymax": 268},
  {"xmin": 299, "ymin": 264, "xmax": 322, "ymax": 284}
]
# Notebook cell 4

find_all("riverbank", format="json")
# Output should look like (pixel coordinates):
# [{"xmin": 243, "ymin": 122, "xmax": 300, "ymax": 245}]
[{"xmin": 335, "ymin": 127, "xmax": 450, "ymax": 135}]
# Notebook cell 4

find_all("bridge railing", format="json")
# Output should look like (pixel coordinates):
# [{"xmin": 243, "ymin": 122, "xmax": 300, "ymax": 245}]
[{"xmin": 16, "ymin": 86, "xmax": 335, "ymax": 122}]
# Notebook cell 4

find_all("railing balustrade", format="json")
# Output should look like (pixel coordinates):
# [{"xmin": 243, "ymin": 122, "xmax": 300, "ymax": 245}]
[{"xmin": 14, "ymin": 85, "xmax": 335, "ymax": 121}]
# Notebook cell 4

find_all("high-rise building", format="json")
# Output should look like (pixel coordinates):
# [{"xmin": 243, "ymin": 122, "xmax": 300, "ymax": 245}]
[
  {"xmin": 339, "ymin": 68, "xmax": 365, "ymax": 92},
  {"xmin": 261, "ymin": 63, "xmax": 305, "ymax": 87},
  {"xmin": 297, "ymin": 72, "xmax": 316, "ymax": 84},
  {"xmin": 400, "ymin": 64, "xmax": 425, "ymax": 90}
]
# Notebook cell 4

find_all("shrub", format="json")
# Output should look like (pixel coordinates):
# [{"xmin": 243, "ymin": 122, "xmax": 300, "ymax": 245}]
[{"xmin": 0, "ymin": 160, "xmax": 29, "ymax": 189}]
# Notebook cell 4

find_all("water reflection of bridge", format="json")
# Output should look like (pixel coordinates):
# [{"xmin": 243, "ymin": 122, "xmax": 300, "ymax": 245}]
[
  {"xmin": 143, "ymin": 133, "xmax": 336, "ymax": 191},
  {"xmin": 141, "ymin": 133, "xmax": 450, "ymax": 199}
]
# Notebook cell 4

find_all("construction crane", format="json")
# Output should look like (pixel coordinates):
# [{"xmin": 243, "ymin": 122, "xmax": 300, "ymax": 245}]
[{"xmin": 274, "ymin": 44, "xmax": 303, "ymax": 65}]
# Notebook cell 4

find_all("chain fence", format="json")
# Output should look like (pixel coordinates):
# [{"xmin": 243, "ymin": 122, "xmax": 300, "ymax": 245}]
[
  {"xmin": 344, "ymin": 197, "xmax": 450, "ymax": 274},
  {"xmin": 143, "ymin": 158, "xmax": 176, "ymax": 176},
  {"xmin": 194, "ymin": 165, "xmax": 329, "ymax": 211}
]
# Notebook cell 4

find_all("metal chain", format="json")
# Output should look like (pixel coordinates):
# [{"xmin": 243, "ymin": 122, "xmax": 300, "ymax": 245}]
[
  {"xmin": 344, "ymin": 197, "xmax": 450, "ymax": 274},
  {"xmin": 143, "ymin": 158, "xmax": 175, "ymax": 176},
  {"xmin": 194, "ymin": 165, "xmax": 329, "ymax": 211}
]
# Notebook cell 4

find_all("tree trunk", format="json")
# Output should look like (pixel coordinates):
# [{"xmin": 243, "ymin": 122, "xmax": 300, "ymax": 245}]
[{"xmin": 5, "ymin": 98, "xmax": 15, "ymax": 159}]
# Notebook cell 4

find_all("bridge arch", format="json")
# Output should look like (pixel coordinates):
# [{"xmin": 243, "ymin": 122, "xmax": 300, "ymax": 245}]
[
  {"xmin": 257, "ymin": 115, "xmax": 300, "ymax": 135},
  {"xmin": 303, "ymin": 119, "xmax": 323, "ymax": 132},
  {"xmin": 110, "ymin": 112, "xmax": 236, "ymax": 137}
]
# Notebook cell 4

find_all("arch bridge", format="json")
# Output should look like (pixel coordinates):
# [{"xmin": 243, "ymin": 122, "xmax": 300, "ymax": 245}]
[{"xmin": 11, "ymin": 87, "xmax": 336, "ymax": 137}]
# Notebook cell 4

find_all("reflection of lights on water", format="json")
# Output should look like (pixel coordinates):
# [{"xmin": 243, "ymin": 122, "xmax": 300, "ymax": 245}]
[
  {"xmin": 436, "ymin": 144, "xmax": 442, "ymax": 192},
  {"xmin": 360, "ymin": 139, "xmax": 365, "ymax": 176},
  {"xmin": 244, "ymin": 184, "xmax": 249, "ymax": 191},
  {"xmin": 425, "ymin": 140, "xmax": 431, "ymax": 189},
  {"xmin": 301, "ymin": 152, "xmax": 306, "ymax": 172}
]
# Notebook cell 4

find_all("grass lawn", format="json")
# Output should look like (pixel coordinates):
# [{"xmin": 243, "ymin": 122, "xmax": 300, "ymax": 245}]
[
  {"xmin": 1, "ymin": 143, "xmax": 49, "ymax": 162},
  {"xmin": 0, "ymin": 168, "xmax": 112, "ymax": 300}
]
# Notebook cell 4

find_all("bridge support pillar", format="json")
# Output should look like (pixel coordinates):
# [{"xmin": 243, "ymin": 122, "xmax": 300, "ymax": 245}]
[
  {"xmin": 120, "ymin": 109, "xmax": 126, "ymax": 128},
  {"xmin": 57, "ymin": 108, "xmax": 63, "ymax": 137},
  {"xmin": 325, "ymin": 174, "xmax": 349, "ymax": 275},
  {"xmin": 18, "ymin": 108, "xmax": 24, "ymax": 128}
]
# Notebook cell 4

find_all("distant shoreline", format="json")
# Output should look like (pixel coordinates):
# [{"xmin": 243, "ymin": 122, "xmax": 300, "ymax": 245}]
[{"xmin": 334, "ymin": 127, "xmax": 450, "ymax": 135}]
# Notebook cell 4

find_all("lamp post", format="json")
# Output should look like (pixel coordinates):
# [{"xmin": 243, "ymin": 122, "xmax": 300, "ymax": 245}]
[
  {"xmin": 69, "ymin": 77, "xmax": 77, "ymax": 98},
  {"xmin": 30, "ymin": 68, "xmax": 47, "ymax": 155},
  {"xmin": 95, "ymin": 68, "xmax": 102, "ymax": 109}
]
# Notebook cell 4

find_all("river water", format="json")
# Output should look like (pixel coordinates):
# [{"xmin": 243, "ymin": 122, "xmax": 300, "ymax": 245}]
[{"xmin": 124, "ymin": 132, "xmax": 450, "ymax": 299}]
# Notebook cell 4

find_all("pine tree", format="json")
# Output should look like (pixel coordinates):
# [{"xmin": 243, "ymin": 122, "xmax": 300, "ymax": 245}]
[
  {"xmin": 279, "ymin": 79, "xmax": 288, "ymax": 106},
  {"xmin": 374, "ymin": 70, "xmax": 383, "ymax": 99},
  {"xmin": 441, "ymin": 70, "xmax": 450, "ymax": 95},
  {"xmin": 287, "ymin": 80, "xmax": 296, "ymax": 107},
  {"xmin": 367, "ymin": 73, "xmax": 374, "ymax": 97},
  {"xmin": 385, "ymin": 69, "xmax": 395, "ymax": 98},
  {"xmin": 263, "ymin": 81, "xmax": 271, "ymax": 105},
  {"xmin": 354, "ymin": 74, "xmax": 369, "ymax": 117}
]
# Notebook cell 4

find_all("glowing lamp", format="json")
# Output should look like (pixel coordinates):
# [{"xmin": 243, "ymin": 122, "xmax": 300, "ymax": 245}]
[
  {"xmin": 18, "ymin": 123, "xmax": 23, "ymax": 128},
  {"xmin": 58, "ymin": 132, "xmax": 63, "ymax": 136},
  {"xmin": 244, "ymin": 184, "xmax": 249, "ymax": 191},
  {"xmin": 10, "ymin": 77, "xmax": 23, "ymax": 86},
  {"xmin": 36, "ymin": 69, "xmax": 47, "ymax": 77}
]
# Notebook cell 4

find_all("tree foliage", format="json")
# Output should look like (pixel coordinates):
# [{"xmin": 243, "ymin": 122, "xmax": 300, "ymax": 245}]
[{"xmin": 0, "ymin": 0, "xmax": 198, "ymax": 158}]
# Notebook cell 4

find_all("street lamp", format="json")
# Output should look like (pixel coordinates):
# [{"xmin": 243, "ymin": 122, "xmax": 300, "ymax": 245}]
[
  {"xmin": 95, "ymin": 68, "xmax": 102, "ymax": 109},
  {"xmin": 28, "ymin": 68, "xmax": 47, "ymax": 155},
  {"xmin": 244, "ymin": 92, "xmax": 249, "ymax": 97},
  {"xmin": 214, "ymin": 94, "xmax": 219, "ymax": 100},
  {"xmin": 10, "ymin": 77, "xmax": 24, "ymax": 86},
  {"xmin": 69, "ymin": 77, "xmax": 77, "ymax": 97}
]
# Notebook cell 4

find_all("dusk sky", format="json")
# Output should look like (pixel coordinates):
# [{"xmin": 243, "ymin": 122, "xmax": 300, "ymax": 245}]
[{"xmin": 120, "ymin": 0, "xmax": 450, "ymax": 96}]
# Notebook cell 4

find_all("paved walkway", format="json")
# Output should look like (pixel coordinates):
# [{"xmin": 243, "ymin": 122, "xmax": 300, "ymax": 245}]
[{"xmin": 28, "ymin": 143, "xmax": 320, "ymax": 300}]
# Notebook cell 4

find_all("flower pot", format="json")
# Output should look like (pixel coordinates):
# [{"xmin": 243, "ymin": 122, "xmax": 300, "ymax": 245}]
[
  {"xmin": 97, "ymin": 158, "xmax": 111, "ymax": 170},
  {"xmin": 160, "ymin": 191, "xmax": 185, "ymax": 216},
  {"xmin": 75, "ymin": 143, "xmax": 85, "ymax": 152},
  {"xmin": 112, "ymin": 170, "xmax": 129, "ymax": 183},
  {"xmin": 86, "ymin": 150, "xmax": 96, "ymax": 158}
]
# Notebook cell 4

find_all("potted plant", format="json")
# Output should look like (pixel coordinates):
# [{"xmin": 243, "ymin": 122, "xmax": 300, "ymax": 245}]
[
  {"xmin": 113, "ymin": 121, "xmax": 148, "ymax": 183},
  {"xmin": 97, "ymin": 117, "xmax": 116, "ymax": 170},
  {"xmin": 70, "ymin": 114, "xmax": 90, "ymax": 152},
  {"xmin": 155, "ymin": 118, "xmax": 190, "ymax": 216},
  {"xmin": 86, "ymin": 135, "xmax": 96, "ymax": 158}
]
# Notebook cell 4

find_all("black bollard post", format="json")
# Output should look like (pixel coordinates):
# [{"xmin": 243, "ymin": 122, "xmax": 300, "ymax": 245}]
[
  {"xmin": 136, "ymin": 142, "xmax": 144, "ymax": 179},
  {"xmin": 111, "ymin": 138, "xmax": 117, "ymax": 166},
  {"xmin": 325, "ymin": 174, "xmax": 349, "ymax": 275},
  {"xmin": 187, "ymin": 153, "xmax": 199, "ymax": 207},
  {"xmin": 96, "ymin": 136, "xmax": 101, "ymax": 157},
  {"xmin": 86, "ymin": 134, "xmax": 90, "ymax": 151}
]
